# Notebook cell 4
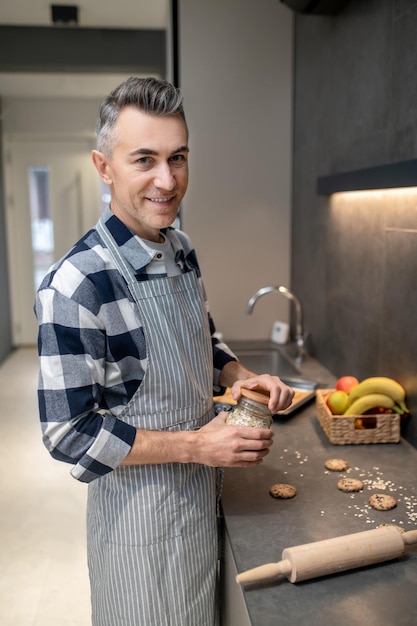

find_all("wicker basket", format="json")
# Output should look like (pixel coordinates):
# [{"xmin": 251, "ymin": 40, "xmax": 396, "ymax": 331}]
[{"xmin": 316, "ymin": 389, "xmax": 401, "ymax": 445}]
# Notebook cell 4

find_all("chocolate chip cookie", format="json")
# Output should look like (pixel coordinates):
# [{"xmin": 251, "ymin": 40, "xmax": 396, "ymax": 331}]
[
  {"xmin": 325, "ymin": 458, "xmax": 350, "ymax": 472},
  {"xmin": 369, "ymin": 493, "xmax": 397, "ymax": 511},
  {"xmin": 337, "ymin": 477, "xmax": 364, "ymax": 492},
  {"xmin": 269, "ymin": 483, "xmax": 297, "ymax": 499}
]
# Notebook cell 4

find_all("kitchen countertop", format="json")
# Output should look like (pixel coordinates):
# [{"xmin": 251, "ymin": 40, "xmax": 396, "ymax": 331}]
[{"xmin": 220, "ymin": 349, "xmax": 417, "ymax": 626}]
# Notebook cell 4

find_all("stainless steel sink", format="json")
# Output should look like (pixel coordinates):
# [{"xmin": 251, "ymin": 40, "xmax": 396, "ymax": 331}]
[
  {"xmin": 233, "ymin": 348, "xmax": 300, "ymax": 378},
  {"xmin": 228, "ymin": 341, "xmax": 317, "ymax": 390}
]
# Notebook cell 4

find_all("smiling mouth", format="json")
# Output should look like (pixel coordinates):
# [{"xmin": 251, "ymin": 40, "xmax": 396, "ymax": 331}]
[{"xmin": 147, "ymin": 196, "xmax": 175, "ymax": 204}]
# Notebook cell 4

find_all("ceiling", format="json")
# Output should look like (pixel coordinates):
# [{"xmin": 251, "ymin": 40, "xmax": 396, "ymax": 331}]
[{"xmin": 0, "ymin": 0, "xmax": 169, "ymax": 98}]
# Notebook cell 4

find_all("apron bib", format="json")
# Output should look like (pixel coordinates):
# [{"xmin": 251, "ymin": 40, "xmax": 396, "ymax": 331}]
[{"xmin": 87, "ymin": 218, "xmax": 218, "ymax": 626}]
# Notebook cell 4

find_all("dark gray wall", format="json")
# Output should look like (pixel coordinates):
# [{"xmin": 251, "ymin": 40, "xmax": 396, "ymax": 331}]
[
  {"xmin": 0, "ymin": 26, "xmax": 166, "ymax": 75},
  {"xmin": 292, "ymin": 0, "xmax": 417, "ymax": 445}
]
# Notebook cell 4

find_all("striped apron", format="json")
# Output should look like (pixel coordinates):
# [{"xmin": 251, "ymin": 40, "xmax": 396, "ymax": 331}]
[{"xmin": 88, "ymin": 218, "xmax": 218, "ymax": 626}]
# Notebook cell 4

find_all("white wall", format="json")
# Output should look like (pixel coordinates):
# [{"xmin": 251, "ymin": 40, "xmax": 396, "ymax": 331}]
[{"xmin": 179, "ymin": 0, "xmax": 293, "ymax": 341}]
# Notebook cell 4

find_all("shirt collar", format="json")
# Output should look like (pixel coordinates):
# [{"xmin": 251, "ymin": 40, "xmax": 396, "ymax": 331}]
[{"xmin": 102, "ymin": 205, "xmax": 188, "ymax": 274}]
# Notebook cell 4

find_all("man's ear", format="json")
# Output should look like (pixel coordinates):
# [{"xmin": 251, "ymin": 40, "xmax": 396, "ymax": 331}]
[{"xmin": 92, "ymin": 150, "xmax": 112, "ymax": 185}]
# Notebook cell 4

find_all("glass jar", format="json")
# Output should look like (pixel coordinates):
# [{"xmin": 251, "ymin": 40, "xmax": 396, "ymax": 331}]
[{"xmin": 226, "ymin": 389, "xmax": 272, "ymax": 429}]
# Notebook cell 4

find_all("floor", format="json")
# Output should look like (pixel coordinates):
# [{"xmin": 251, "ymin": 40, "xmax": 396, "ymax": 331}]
[{"xmin": 0, "ymin": 348, "xmax": 91, "ymax": 625}]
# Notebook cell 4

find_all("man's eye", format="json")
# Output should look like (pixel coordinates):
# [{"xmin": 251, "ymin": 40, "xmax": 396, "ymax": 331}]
[
  {"xmin": 170, "ymin": 154, "xmax": 187, "ymax": 164},
  {"xmin": 137, "ymin": 156, "xmax": 153, "ymax": 166}
]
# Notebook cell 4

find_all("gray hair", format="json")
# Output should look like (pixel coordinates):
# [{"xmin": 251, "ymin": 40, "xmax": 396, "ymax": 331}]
[{"xmin": 96, "ymin": 76, "xmax": 187, "ymax": 157}]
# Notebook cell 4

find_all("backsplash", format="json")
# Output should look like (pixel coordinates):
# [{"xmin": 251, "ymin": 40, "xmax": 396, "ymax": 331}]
[{"xmin": 291, "ymin": 0, "xmax": 417, "ymax": 447}]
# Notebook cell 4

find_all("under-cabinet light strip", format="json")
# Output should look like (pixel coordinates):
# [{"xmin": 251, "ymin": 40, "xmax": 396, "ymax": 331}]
[{"xmin": 317, "ymin": 159, "xmax": 417, "ymax": 195}]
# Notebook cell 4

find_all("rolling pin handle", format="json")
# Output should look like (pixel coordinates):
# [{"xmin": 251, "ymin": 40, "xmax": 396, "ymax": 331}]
[
  {"xmin": 236, "ymin": 559, "xmax": 292, "ymax": 585},
  {"xmin": 403, "ymin": 530, "xmax": 417, "ymax": 546}
]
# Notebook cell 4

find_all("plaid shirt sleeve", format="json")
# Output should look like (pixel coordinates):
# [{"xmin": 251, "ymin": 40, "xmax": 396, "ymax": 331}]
[
  {"xmin": 35, "ymin": 216, "xmax": 237, "ymax": 483},
  {"xmin": 36, "ymin": 255, "xmax": 138, "ymax": 483}
]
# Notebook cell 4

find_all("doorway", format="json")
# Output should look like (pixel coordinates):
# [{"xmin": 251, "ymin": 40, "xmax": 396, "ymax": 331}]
[{"xmin": 4, "ymin": 138, "xmax": 102, "ymax": 345}]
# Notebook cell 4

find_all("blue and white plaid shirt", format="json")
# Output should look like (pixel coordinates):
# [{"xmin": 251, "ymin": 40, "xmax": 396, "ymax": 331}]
[{"xmin": 35, "ymin": 206, "xmax": 236, "ymax": 483}]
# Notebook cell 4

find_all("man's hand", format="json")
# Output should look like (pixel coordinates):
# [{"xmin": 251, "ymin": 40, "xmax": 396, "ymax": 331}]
[
  {"xmin": 195, "ymin": 413, "xmax": 274, "ymax": 467},
  {"xmin": 230, "ymin": 373, "xmax": 294, "ymax": 414},
  {"xmin": 219, "ymin": 360, "xmax": 295, "ymax": 414},
  {"xmin": 121, "ymin": 413, "xmax": 274, "ymax": 468}
]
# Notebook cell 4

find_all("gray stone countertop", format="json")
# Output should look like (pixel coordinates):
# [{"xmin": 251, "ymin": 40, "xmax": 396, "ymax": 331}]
[{"xmin": 221, "ymin": 348, "xmax": 417, "ymax": 626}]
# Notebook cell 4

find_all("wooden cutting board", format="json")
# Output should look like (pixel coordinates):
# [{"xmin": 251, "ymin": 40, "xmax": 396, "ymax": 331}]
[{"xmin": 214, "ymin": 387, "xmax": 316, "ymax": 415}]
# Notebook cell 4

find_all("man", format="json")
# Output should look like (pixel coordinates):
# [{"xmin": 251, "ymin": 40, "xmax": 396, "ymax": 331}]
[{"xmin": 35, "ymin": 77, "xmax": 294, "ymax": 626}]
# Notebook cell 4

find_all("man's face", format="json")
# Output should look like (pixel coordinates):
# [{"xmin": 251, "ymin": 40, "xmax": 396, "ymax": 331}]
[{"xmin": 93, "ymin": 106, "xmax": 189, "ymax": 241}]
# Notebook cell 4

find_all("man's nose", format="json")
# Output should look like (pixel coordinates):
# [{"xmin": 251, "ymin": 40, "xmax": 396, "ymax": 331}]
[{"xmin": 154, "ymin": 163, "xmax": 176, "ymax": 190}]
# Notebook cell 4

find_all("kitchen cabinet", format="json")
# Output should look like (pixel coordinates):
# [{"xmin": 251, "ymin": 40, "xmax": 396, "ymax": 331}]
[{"xmin": 220, "ymin": 354, "xmax": 417, "ymax": 625}]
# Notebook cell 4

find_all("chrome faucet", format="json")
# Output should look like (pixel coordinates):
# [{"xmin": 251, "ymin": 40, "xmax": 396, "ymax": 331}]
[{"xmin": 246, "ymin": 285, "xmax": 306, "ymax": 360}]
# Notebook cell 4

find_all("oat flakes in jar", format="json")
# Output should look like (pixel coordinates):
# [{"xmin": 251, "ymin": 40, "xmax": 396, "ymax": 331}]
[{"xmin": 225, "ymin": 389, "xmax": 272, "ymax": 429}]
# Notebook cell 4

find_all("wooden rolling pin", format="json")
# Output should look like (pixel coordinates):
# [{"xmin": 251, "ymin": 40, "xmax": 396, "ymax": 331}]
[{"xmin": 236, "ymin": 525, "xmax": 417, "ymax": 585}]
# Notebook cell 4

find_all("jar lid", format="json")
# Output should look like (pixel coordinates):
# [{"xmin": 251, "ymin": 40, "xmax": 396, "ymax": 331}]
[{"xmin": 241, "ymin": 388, "xmax": 270, "ymax": 406}]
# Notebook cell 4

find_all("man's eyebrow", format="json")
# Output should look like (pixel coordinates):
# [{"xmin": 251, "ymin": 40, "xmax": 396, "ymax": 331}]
[
  {"xmin": 129, "ymin": 145, "xmax": 189, "ymax": 157},
  {"xmin": 174, "ymin": 145, "xmax": 190, "ymax": 154}
]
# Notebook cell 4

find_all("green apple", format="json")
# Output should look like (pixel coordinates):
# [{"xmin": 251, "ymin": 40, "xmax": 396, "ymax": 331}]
[{"xmin": 326, "ymin": 390, "xmax": 349, "ymax": 415}]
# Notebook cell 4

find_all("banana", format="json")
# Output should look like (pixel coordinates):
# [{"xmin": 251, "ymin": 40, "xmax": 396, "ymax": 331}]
[
  {"xmin": 347, "ymin": 377, "xmax": 407, "ymax": 412},
  {"xmin": 343, "ymin": 393, "xmax": 396, "ymax": 416}
]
